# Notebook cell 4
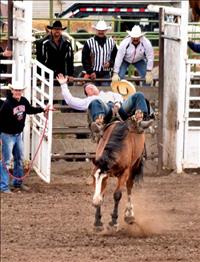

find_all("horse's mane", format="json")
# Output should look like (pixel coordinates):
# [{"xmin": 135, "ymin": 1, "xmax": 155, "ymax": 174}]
[{"xmin": 95, "ymin": 122, "xmax": 129, "ymax": 172}]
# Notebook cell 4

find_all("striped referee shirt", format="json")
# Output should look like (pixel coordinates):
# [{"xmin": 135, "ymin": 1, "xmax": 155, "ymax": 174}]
[{"xmin": 82, "ymin": 36, "xmax": 117, "ymax": 73}]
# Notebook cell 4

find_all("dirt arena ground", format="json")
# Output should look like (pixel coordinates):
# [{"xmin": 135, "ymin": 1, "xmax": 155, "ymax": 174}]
[{"xmin": 1, "ymin": 162, "xmax": 200, "ymax": 262}]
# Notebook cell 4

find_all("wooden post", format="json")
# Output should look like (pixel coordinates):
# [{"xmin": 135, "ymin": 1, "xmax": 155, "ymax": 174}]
[
  {"xmin": 49, "ymin": 0, "xmax": 53, "ymax": 26},
  {"xmin": 7, "ymin": 0, "xmax": 13, "ymax": 51},
  {"xmin": 158, "ymin": 8, "xmax": 164, "ymax": 174}
]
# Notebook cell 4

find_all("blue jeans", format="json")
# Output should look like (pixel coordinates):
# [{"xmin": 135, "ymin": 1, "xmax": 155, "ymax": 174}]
[
  {"xmin": 88, "ymin": 92, "xmax": 148, "ymax": 122},
  {"xmin": 118, "ymin": 59, "xmax": 147, "ymax": 79},
  {"xmin": 0, "ymin": 132, "xmax": 24, "ymax": 192},
  {"xmin": 120, "ymin": 92, "xmax": 148, "ymax": 119},
  {"xmin": 88, "ymin": 100, "xmax": 113, "ymax": 122}
]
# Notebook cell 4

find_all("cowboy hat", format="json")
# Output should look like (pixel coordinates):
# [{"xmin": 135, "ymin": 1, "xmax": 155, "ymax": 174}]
[
  {"xmin": 8, "ymin": 81, "xmax": 26, "ymax": 90},
  {"xmin": 92, "ymin": 20, "xmax": 111, "ymax": 31},
  {"xmin": 111, "ymin": 80, "xmax": 136, "ymax": 99},
  {"xmin": 47, "ymin": 20, "xmax": 66, "ymax": 30},
  {"xmin": 127, "ymin": 25, "xmax": 145, "ymax": 38}
]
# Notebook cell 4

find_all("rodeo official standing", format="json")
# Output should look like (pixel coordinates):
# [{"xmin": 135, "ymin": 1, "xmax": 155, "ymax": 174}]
[
  {"xmin": 82, "ymin": 20, "xmax": 118, "ymax": 86},
  {"xmin": 112, "ymin": 25, "xmax": 154, "ymax": 86},
  {"xmin": 0, "ymin": 81, "xmax": 50, "ymax": 193}
]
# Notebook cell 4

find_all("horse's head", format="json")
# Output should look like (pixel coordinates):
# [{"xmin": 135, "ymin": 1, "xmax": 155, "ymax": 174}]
[{"xmin": 92, "ymin": 169, "xmax": 108, "ymax": 207}]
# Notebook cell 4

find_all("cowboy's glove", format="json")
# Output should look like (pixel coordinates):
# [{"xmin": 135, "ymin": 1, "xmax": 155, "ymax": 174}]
[
  {"xmin": 112, "ymin": 73, "xmax": 120, "ymax": 82},
  {"xmin": 145, "ymin": 71, "xmax": 153, "ymax": 85},
  {"xmin": 112, "ymin": 102, "xmax": 121, "ymax": 115}
]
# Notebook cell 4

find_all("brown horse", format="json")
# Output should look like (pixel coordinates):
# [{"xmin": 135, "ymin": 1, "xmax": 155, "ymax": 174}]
[{"xmin": 92, "ymin": 120, "xmax": 145, "ymax": 230}]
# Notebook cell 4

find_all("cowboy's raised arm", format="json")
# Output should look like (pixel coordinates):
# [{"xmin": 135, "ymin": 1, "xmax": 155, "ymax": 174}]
[
  {"xmin": 56, "ymin": 73, "xmax": 68, "ymax": 84},
  {"xmin": 57, "ymin": 74, "xmax": 90, "ymax": 111}
]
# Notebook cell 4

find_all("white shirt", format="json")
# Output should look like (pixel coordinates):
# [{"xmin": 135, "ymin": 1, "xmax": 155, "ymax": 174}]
[
  {"xmin": 114, "ymin": 36, "xmax": 154, "ymax": 74},
  {"xmin": 61, "ymin": 83, "xmax": 123, "ymax": 111}
]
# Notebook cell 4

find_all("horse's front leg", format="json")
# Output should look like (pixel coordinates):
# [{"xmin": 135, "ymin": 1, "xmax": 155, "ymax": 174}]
[
  {"xmin": 109, "ymin": 190, "xmax": 122, "ymax": 227},
  {"xmin": 124, "ymin": 176, "xmax": 135, "ymax": 224},
  {"xmin": 93, "ymin": 170, "xmax": 108, "ymax": 231},
  {"xmin": 94, "ymin": 205, "xmax": 103, "ymax": 230}
]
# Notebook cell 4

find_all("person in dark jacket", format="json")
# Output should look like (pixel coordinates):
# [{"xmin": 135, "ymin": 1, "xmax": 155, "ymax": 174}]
[
  {"xmin": 188, "ymin": 41, "xmax": 200, "ymax": 53},
  {"xmin": 82, "ymin": 20, "xmax": 117, "ymax": 86},
  {"xmin": 0, "ymin": 81, "xmax": 50, "ymax": 193},
  {"xmin": 36, "ymin": 20, "xmax": 74, "ymax": 81}
]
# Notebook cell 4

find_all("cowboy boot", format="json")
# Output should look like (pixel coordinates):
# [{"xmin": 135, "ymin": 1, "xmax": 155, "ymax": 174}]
[
  {"xmin": 132, "ymin": 110, "xmax": 153, "ymax": 133},
  {"xmin": 90, "ymin": 115, "xmax": 105, "ymax": 142}
]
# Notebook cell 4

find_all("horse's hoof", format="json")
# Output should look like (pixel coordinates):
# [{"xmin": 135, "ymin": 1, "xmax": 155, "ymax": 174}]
[
  {"xmin": 107, "ymin": 222, "xmax": 119, "ymax": 232},
  {"xmin": 94, "ymin": 225, "xmax": 104, "ymax": 232},
  {"xmin": 124, "ymin": 215, "xmax": 135, "ymax": 225}
]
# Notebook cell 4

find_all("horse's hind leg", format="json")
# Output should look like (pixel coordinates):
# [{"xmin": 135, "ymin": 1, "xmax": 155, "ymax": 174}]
[
  {"xmin": 124, "ymin": 177, "xmax": 135, "ymax": 224},
  {"xmin": 109, "ymin": 190, "xmax": 122, "ymax": 227},
  {"xmin": 109, "ymin": 172, "xmax": 129, "ymax": 227},
  {"xmin": 124, "ymin": 195, "xmax": 135, "ymax": 224}
]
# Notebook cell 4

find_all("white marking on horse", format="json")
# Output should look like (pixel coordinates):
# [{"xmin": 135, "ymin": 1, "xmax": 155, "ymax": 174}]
[
  {"xmin": 125, "ymin": 195, "xmax": 135, "ymax": 218},
  {"xmin": 93, "ymin": 169, "xmax": 107, "ymax": 206}
]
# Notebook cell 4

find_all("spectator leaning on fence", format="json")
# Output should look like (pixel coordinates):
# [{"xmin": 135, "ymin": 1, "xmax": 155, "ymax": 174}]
[
  {"xmin": 188, "ymin": 41, "xmax": 200, "ymax": 54},
  {"xmin": 112, "ymin": 25, "xmax": 154, "ymax": 86},
  {"xmin": 82, "ymin": 20, "xmax": 118, "ymax": 86},
  {"xmin": 36, "ymin": 20, "xmax": 74, "ymax": 81},
  {"xmin": 0, "ymin": 81, "xmax": 50, "ymax": 194}
]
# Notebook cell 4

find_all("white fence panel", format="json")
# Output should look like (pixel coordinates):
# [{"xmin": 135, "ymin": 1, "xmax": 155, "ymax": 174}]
[
  {"xmin": 31, "ymin": 59, "xmax": 53, "ymax": 183},
  {"xmin": 0, "ymin": 60, "xmax": 16, "ymax": 96},
  {"xmin": 183, "ymin": 59, "xmax": 200, "ymax": 168}
]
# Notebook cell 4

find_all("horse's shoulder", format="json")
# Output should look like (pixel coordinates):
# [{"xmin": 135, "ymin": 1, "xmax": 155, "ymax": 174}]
[
  {"xmin": 105, "ymin": 120, "xmax": 121, "ymax": 129},
  {"xmin": 103, "ymin": 120, "xmax": 121, "ymax": 134}
]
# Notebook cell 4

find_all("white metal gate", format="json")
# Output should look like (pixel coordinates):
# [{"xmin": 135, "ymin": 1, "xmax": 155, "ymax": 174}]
[
  {"xmin": 1, "ymin": 2, "xmax": 54, "ymax": 182},
  {"xmin": 31, "ymin": 59, "xmax": 54, "ymax": 183},
  {"xmin": 11, "ymin": 1, "xmax": 33, "ymax": 161},
  {"xmin": 183, "ymin": 59, "xmax": 200, "ymax": 168},
  {"xmin": 0, "ymin": 60, "xmax": 16, "ymax": 95}
]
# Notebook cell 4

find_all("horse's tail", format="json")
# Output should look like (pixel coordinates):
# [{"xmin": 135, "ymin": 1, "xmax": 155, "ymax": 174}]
[{"xmin": 132, "ymin": 157, "xmax": 144, "ymax": 184}]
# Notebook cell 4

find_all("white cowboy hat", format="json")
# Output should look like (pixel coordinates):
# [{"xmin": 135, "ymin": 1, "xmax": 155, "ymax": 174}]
[
  {"xmin": 126, "ymin": 25, "xmax": 145, "ymax": 38},
  {"xmin": 111, "ymin": 80, "xmax": 136, "ymax": 99},
  {"xmin": 8, "ymin": 81, "xmax": 26, "ymax": 90},
  {"xmin": 92, "ymin": 20, "xmax": 111, "ymax": 31}
]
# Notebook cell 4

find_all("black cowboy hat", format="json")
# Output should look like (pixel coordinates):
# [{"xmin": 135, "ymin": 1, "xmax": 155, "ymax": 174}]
[{"xmin": 47, "ymin": 20, "xmax": 66, "ymax": 30}]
